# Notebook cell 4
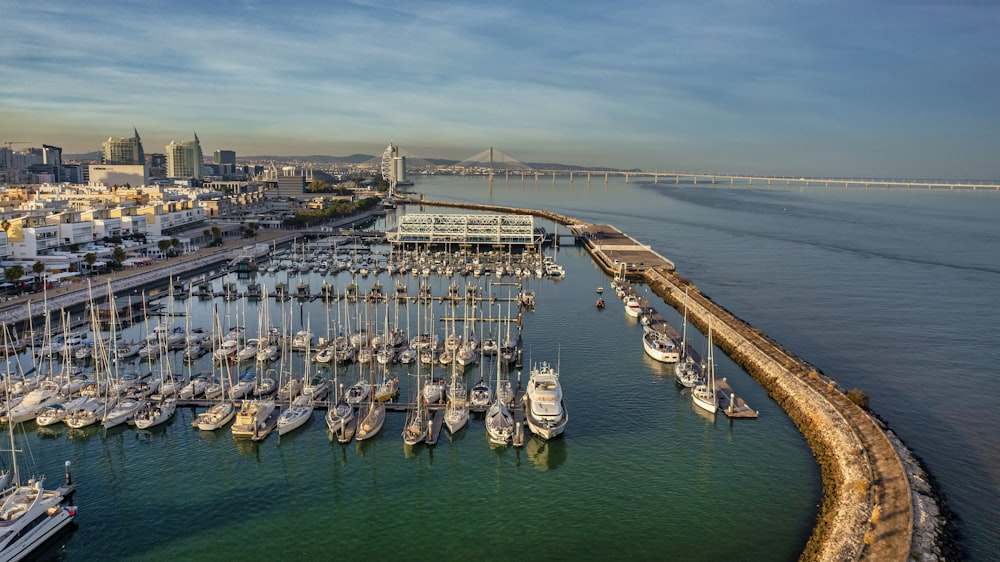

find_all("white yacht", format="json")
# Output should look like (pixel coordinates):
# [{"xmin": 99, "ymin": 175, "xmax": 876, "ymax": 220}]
[
  {"xmin": 524, "ymin": 361, "xmax": 568, "ymax": 440},
  {"xmin": 194, "ymin": 400, "xmax": 236, "ymax": 431},
  {"xmin": 624, "ymin": 295, "xmax": 642, "ymax": 318},
  {"xmin": 0, "ymin": 476, "xmax": 76, "ymax": 560},
  {"xmin": 642, "ymin": 328, "xmax": 681, "ymax": 363},
  {"xmin": 231, "ymin": 399, "xmax": 277, "ymax": 438}
]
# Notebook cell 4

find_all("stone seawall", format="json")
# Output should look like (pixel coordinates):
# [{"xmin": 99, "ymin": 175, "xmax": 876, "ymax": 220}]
[{"xmin": 642, "ymin": 267, "xmax": 912, "ymax": 561}]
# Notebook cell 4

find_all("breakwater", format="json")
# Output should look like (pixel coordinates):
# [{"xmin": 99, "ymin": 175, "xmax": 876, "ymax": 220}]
[{"xmin": 408, "ymin": 197, "xmax": 935, "ymax": 561}]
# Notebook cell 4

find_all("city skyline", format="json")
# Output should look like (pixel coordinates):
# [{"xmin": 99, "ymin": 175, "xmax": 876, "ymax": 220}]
[{"xmin": 2, "ymin": 1, "xmax": 999, "ymax": 179}]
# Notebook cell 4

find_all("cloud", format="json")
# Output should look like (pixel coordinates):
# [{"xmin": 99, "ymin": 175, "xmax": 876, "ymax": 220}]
[{"xmin": 1, "ymin": 0, "xmax": 998, "ymax": 177}]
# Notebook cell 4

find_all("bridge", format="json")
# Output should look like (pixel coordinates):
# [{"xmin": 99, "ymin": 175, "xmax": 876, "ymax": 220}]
[
  {"xmin": 477, "ymin": 168, "xmax": 1000, "ymax": 191},
  {"xmin": 392, "ymin": 145, "xmax": 1000, "ymax": 191}
]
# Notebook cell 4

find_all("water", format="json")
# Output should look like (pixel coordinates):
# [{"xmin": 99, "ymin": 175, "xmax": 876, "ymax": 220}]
[
  {"xmin": 15, "ymin": 175, "xmax": 998, "ymax": 560},
  {"xmin": 411, "ymin": 175, "xmax": 1000, "ymax": 559}
]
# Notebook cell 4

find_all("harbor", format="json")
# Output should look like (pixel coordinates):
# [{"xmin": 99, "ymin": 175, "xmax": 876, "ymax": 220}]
[{"xmin": 0, "ymin": 188, "xmax": 946, "ymax": 561}]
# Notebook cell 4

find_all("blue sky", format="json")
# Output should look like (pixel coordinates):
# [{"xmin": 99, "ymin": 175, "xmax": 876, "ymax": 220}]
[{"xmin": 2, "ymin": 0, "xmax": 998, "ymax": 178}]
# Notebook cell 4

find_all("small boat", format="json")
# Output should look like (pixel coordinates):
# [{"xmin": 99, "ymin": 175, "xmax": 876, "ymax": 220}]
[
  {"xmin": 624, "ymin": 295, "xmax": 642, "ymax": 318},
  {"xmin": 596, "ymin": 287, "xmax": 604, "ymax": 294},
  {"xmin": 194, "ymin": 400, "xmax": 236, "ymax": 431},
  {"xmin": 596, "ymin": 298, "xmax": 605, "ymax": 309}
]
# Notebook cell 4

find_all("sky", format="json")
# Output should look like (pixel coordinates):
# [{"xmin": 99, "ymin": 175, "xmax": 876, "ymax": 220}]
[{"xmin": 1, "ymin": 0, "xmax": 999, "ymax": 178}]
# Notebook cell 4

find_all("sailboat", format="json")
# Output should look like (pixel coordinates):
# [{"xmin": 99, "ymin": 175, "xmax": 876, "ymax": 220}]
[
  {"xmin": 691, "ymin": 320, "xmax": 718, "ymax": 415},
  {"xmin": 402, "ymin": 363, "xmax": 429, "ymax": 446},
  {"xmin": 194, "ymin": 306, "xmax": 236, "ymax": 431},
  {"xmin": 484, "ymin": 333, "xmax": 514, "ymax": 446},
  {"xmin": 0, "ymin": 325, "xmax": 77, "ymax": 560},
  {"xmin": 674, "ymin": 287, "xmax": 702, "ymax": 388},
  {"xmin": 355, "ymin": 303, "xmax": 385, "ymax": 441},
  {"xmin": 277, "ymin": 322, "xmax": 315, "ymax": 436},
  {"xmin": 444, "ymin": 357, "xmax": 469, "ymax": 434}
]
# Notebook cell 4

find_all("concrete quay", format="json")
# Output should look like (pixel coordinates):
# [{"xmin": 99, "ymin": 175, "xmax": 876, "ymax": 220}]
[{"xmin": 409, "ymin": 197, "xmax": 925, "ymax": 561}]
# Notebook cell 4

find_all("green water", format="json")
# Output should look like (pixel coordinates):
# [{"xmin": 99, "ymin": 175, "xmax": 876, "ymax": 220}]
[{"xmin": 19, "ymin": 220, "xmax": 819, "ymax": 561}]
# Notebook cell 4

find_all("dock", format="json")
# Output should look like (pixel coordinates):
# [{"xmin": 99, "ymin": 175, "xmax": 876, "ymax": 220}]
[
  {"xmin": 716, "ymin": 378, "xmax": 759, "ymax": 418},
  {"xmin": 426, "ymin": 408, "xmax": 445, "ymax": 445}
]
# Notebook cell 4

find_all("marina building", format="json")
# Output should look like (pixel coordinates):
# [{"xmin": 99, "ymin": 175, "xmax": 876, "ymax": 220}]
[{"xmin": 387, "ymin": 213, "xmax": 541, "ymax": 248}]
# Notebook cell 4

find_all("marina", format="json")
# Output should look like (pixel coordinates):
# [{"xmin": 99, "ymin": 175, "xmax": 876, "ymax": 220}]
[{"xmin": 0, "ymin": 179, "xmax": 980, "ymax": 560}]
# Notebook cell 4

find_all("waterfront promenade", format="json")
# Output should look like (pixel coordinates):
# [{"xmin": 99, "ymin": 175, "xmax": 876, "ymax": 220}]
[
  {"xmin": 0, "ymin": 207, "xmax": 384, "ymax": 327},
  {"xmin": 407, "ymin": 197, "xmax": 924, "ymax": 561}
]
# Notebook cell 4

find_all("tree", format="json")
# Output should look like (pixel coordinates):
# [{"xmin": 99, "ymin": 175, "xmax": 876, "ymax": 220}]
[
  {"xmin": 4, "ymin": 264, "xmax": 25, "ymax": 290},
  {"xmin": 112, "ymin": 245, "xmax": 127, "ymax": 266},
  {"xmin": 31, "ymin": 261, "xmax": 46, "ymax": 289},
  {"xmin": 170, "ymin": 238, "xmax": 180, "ymax": 255},
  {"xmin": 84, "ymin": 252, "xmax": 97, "ymax": 272},
  {"xmin": 157, "ymin": 239, "xmax": 173, "ymax": 256}
]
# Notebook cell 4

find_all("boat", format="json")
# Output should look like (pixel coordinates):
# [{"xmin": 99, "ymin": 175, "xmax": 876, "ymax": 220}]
[
  {"xmin": 444, "ymin": 363, "xmax": 469, "ymax": 435},
  {"xmin": 596, "ymin": 297, "xmax": 605, "ymax": 309},
  {"xmin": 642, "ymin": 327, "xmax": 680, "ymax": 363},
  {"xmin": 194, "ymin": 399, "xmax": 236, "ymax": 431},
  {"xmin": 691, "ymin": 321, "xmax": 718, "ymax": 415},
  {"xmin": 231, "ymin": 399, "xmax": 277, "ymax": 438},
  {"xmin": 133, "ymin": 395, "xmax": 178, "ymax": 430},
  {"xmin": 101, "ymin": 396, "xmax": 144, "ymax": 429},
  {"xmin": 0, "ymin": 467, "xmax": 76, "ymax": 560},
  {"xmin": 484, "ymin": 354, "xmax": 514, "ymax": 445},
  {"xmin": 6, "ymin": 379, "xmax": 62, "ymax": 424},
  {"xmin": 276, "ymin": 395, "xmax": 313, "ymax": 436},
  {"xmin": 524, "ymin": 360, "xmax": 568, "ymax": 440},
  {"xmin": 624, "ymin": 295, "xmax": 642, "ymax": 318},
  {"xmin": 325, "ymin": 383, "xmax": 356, "ymax": 443},
  {"xmin": 674, "ymin": 286, "xmax": 702, "ymax": 387},
  {"xmin": 64, "ymin": 396, "xmax": 103, "ymax": 429}
]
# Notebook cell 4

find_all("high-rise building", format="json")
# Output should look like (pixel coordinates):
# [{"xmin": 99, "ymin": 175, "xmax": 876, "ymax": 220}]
[
  {"xmin": 102, "ymin": 128, "xmax": 145, "ymax": 165},
  {"xmin": 214, "ymin": 149, "xmax": 236, "ymax": 175},
  {"xmin": 166, "ymin": 133, "xmax": 204, "ymax": 179}
]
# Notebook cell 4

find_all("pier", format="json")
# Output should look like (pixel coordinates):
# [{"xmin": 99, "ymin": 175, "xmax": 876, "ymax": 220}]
[{"xmin": 410, "ymin": 197, "xmax": 916, "ymax": 561}]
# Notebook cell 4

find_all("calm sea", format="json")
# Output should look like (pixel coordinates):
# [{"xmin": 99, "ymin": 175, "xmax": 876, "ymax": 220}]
[{"xmin": 16, "ymin": 175, "xmax": 998, "ymax": 560}]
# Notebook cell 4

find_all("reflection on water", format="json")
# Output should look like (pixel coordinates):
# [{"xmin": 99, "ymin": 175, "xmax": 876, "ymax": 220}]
[{"xmin": 525, "ymin": 436, "xmax": 567, "ymax": 472}]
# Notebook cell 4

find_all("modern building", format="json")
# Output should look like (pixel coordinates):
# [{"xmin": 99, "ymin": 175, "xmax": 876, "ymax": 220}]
[
  {"xmin": 214, "ymin": 149, "xmax": 236, "ymax": 175},
  {"xmin": 102, "ymin": 129, "xmax": 145, "ymax": 165},
  {"xmin": 89, "ymin": 164, "xmax": 149, "ymax": 187},
  {"xmin": 166, "ymin": 134, "xmax": 204, "ymax": 179}
]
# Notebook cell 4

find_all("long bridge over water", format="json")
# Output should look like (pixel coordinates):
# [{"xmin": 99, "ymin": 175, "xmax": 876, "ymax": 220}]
[{"xmin": 479, "ymin": 168, "xmax": 1000, "ymax": 191}]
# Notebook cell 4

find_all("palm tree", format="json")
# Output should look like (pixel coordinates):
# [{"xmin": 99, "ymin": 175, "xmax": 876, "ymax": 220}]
[
  {"xmin": 84, "ymin": 252, "xmax": 98, "ymax": 273},
  {"xmin": 112, "ymin": 245, "xmax": 127, "ymax": 267}
]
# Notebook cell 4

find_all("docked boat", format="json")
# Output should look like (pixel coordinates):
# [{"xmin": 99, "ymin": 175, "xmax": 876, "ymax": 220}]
[
  {"xmin": 276, "ymin": 395, "xmax": 313, "ymax": 436},
  {"xmin": 326, "ymin": 384, "xmax": 356, "ymax": 443},
  {"xmin": 231, "ymin": 399, "xmax": 277, "ymax": 438},
  {"xmin": 0, "ymin": 474, "xmax": 77, "ymax": 560},
  {"xmin": 193, "ymin": 400, "xmax": 236, "ymax": 431},
  {"xmin": 101, "ymin": 396, "xmax": 144, "ymax": 429},
  {"xmin": 133, "ymin": 396, "xmax": 177, "ymax": 430},
  {"xmin": 524, "ymin": 361, "xmax": 568, "ymax": 440},
  {"xmin": 691, "ymin": 322, "xmax": 718, "ymax": 415},
  {"xmin": 469, "ymin": 377, "xmax": 492, "ymax": 410},
  {"xmin": 64, "ymin": 396, "xmax": 104, "ymax": 429},
  {"xmin": 6, "ymin": 379, "xmax": 62, "ymax": 424},
  {"xmin": 642, "ymin": 327, "xmax": 680, "ymax": 363},
  {"xmin": 624, "ymin": 295, "xmax": 643, "ymax": 318}
]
